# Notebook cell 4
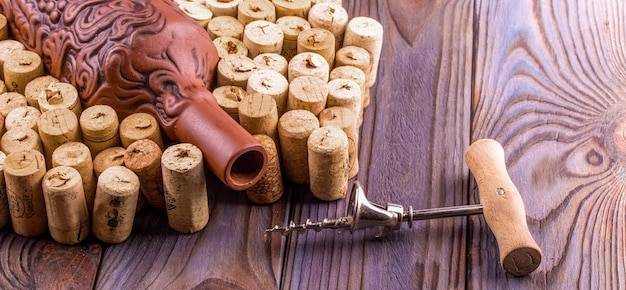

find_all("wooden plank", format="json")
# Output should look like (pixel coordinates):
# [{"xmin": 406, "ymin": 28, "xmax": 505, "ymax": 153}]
[
  {"xmin": 281, "ymin": 0, "xmax": 474, "ymax": 288},
  {"xmin": 0, "ymin": 229, "xmax": 101, "ymax": 289},
  {"xmin": 95, "ymin": 177, "xmax": 288, "ymax": 289},
  {"xmin": 470, "ymin": 0, "xmax": 626, "ymax": 288}
]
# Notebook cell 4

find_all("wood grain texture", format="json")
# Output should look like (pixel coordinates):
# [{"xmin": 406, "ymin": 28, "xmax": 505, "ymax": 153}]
[
  {"xmin": 0, "ymin": 229, "xmax": 101, "ymax": 289},
  {"xmin": 94, "ymin": 176, "xmax": 288, "ymax": 289},
  {"xmin": 471, "ymin": 0, "xmax": 626, "ymax": 288},
  {"xmin": 0, "ymin": 0, "xmax": 622, "ymax": 288},
  {"xmin": 281, "ymin": 0, "xmax": 474, "ymax": 288}
]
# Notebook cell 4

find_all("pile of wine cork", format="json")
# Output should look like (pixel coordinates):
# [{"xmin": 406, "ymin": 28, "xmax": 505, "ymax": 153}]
[
  {"xmin": 174, "ymin": 0, "xmax": 383, "ymax": 202},
  {"xmin": 0, "ymin": 14, "xmax": 214, "ymax": 243}
]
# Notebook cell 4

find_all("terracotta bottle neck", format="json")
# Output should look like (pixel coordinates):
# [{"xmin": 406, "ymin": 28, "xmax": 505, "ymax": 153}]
[{"xmin": 173, "ymin": 92, "xmax": 267, "ymax": 191}]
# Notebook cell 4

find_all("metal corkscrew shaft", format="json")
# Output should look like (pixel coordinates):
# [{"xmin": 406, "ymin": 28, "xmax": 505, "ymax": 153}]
[
  {"xmin": 266, "ymin": 217, "xmax": 353, "ymax": 236},
  {"xmin": 265, "ymin": 181, "xmax": 485, "ymax": 237}
]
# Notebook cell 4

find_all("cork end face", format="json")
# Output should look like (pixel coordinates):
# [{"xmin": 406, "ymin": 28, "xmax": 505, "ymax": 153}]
[
  {"xmin": 502, "ymin": 247, "xmax": 542, "ymax": 276},
  {"xmin": 227, "ymin": 146, "xmax": 267, "ymax": 191}
]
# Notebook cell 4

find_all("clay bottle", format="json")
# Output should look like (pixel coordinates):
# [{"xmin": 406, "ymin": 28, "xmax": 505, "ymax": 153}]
[{"xmin": 0, "ymin": 0, "xmax": 267, "ymax": 190}]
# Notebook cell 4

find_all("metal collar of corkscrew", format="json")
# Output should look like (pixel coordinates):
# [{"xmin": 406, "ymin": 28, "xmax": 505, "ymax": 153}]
[{"xmin": 267, "ymin": 139, "xmax": 543, "ymax": 277}]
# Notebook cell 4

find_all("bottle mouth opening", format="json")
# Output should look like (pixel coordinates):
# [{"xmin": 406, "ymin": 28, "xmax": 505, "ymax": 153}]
[{"xmin": 227, "ymin": 148, "xmax": 267, "ymax": 191}]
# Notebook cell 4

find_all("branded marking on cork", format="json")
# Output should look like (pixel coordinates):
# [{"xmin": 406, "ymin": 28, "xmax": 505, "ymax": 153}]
[
  {"xmin": 165, "ymin": 191, "xmax": 177, "ymax": 210},
  {"xmin": 7, "ymin": 191, "xmax": 34, "ymax": 219},
  {"xmin": 105, "ymin": 207, "xmax": 121, "ymax": 228}
]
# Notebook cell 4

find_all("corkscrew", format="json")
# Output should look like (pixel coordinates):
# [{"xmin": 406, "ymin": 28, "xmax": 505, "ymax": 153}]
[{"xmin": 266, "ymin": 139, "xmax": 543, "ymax": 276}]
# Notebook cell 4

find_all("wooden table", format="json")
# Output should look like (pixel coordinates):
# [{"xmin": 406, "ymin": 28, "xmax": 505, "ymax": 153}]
[{"xmin": 1, "ymin": 0, "xmax": 623, "ymax": 288}]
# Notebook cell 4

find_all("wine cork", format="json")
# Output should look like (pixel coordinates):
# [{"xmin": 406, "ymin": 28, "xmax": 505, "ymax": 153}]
[
  {"xmin": 326, "ymin": 78, "xmax": 362, "ymax": 124},
  {"xmin": 208, "ymin": 16, "xmax": 244, "ymax": 40},
  {"xmin": 307, "ymin": 126, "xmax": 349, "ymax": 201},
  {"xmin": 246, "ymin": 134, "xmax": 283, "ymax": 204},
  {"xmin": 119, "ymin": 112, "xmax": 164, "ymax": 149},
  {"xmin": 37, "ymin": 82, "xmax": 82, "ymax": 117},
  {"xmin": 124, "ymin": 139, "xmax": 165, "ymax": 210},
  {"xmin": 217, "ymin": 54, "xmax": 257, "ymax": 89},
  {"xmin": 93, "ymin": 147, "xmax": 147, "ymax": 211},
  {"xmin": 0, "ymin": 80, "xmax": 6, "ymax": 95},
  {"xmin": 38, "ymin": 108, "xmax": 82, "ymax": 169},
  {"xmin": 276, "ymin": 16, "xmax": 311, "ymax": 61},
  {"xmin": 213, "ymin": 36, "xmax": 249, "ymax": 59},
  {"xmin": 238, "ymin": 93, "xmax": 279, "ymax": 140},
  {"xmin": 52, "ymin": 142, "xmax": 97, "ymax": 213},
  {"xmin": 24, "ymin": 76, "xmax": 58, "ymax": 109},
  {"xmin": 5, "ymin": 106, "xmax": 41, "ymax": 132},
  {"xmin": 253, "ymin": 53, "xmax": 288, "ymax": 77},
  {"xmin": 286, "ymin": 76, "xmax": 328, "ymax": 116},
  {"xmin": 273, "ymin": 0, "xmax": 311, "ymax": 18},
  {"xmin": 24, "ymin": 75, "xmax": 58, "ymax": 109},
  {"xmin": 206, "ymin": 0, "xmax": 243, "ymax": 17},
  {"xmin": 288, "ymin": 52, "xmax": 329, "ymax": 82},
  {"xmin": 237, "ymin": 0, "xmax": 276, "ymax": 25},
  {"xmin": 308, "ymin": 3, "xmax": 348, "ymax": 50},
  {"xmin": 80, "ymin": 105, "xmax": 122, "ymax": 158},
  {"xmin": 319, "ymin": 106, "xmax": 358, "ymax": 178},
  {"xmin": 93, "ymin": 147, "xmax": 126, "ymax": 178},
  {"xmin": 0, "ymin": 128, "xmax": 42, "ymax": 155},
  {"xmin": 179, "ymin": 1, "xmax": 213, "ymax": 29},
  {"xmin": 162, "ymin": 143, "xmax": 209, "ymax": 234},
  {"xmin": 297, "ymin": 27, "xmax": 335, "ymax": 68},
  {"xmin": 3, "ymin": 50, "xmax": 44, "ymax": 95},
  {"xmin": 212, "ymin": 85, "xmax": 248, "ymax": 122},
  {"xmin": 330, "ymin": 65, "xmax": 367, "ymax": 110},
  {"xmin": 42, "ymin": 166, "xmax": 90, "ymax": 245},
  {"xmin": 0, "ymin": 152, "xmax": 8, "ymax": 229},
  {"xmin": 343, "ymin": 17, "xmax": 384, "ymax": 87},
  {"xmin": 0, "ymin": 14, "xmax": 8, "ymax": 41},
  {"xmin": 0, "ymin": 40, "xmax": 25, "ymax": 82},
  {"xmin": 278, "ymin": 109, "xmax": 319, "ymax": 184},
  {"xmin": 336, "ymin": 45, "xmax": 373, "ymax": 107},
  {"xmin": 4, "ymin": 150, "xmax": 48, "ymax": 237},
  {"xmin": 92, "ymin": 166, "xmax": 140, "ymax": 244},
  {"xmin": 243, "ymin": 20, "xmax": 284, "ymax": 58},
  {"xmin": 0, "ymin": 92, "xmax": 27, "ymax": 117},
  {"xmin": 246, "ymin": 69, "xmax": 289, "ymax": 115}
]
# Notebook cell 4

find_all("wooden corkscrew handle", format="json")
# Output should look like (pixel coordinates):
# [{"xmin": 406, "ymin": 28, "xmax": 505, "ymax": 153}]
[{"xmin": 465, "ymin": 139, "xmax": 542, "ymax": 276}]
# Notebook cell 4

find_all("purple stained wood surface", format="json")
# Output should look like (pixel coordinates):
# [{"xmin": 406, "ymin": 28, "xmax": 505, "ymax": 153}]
[
  {"xmin": 0, "ymin": 0, "xmax": 620, "ymax": 288},
  {"xmin": 469, "ymin": 0, "xmax": 626, "ymax": 288},
  {"xmin": 0, "ymin": 229, "xmax": 101, "ymax": 289},
  {"xmin": 283, "ymin": 0, "xmax": 473, "ymax": 288}
]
